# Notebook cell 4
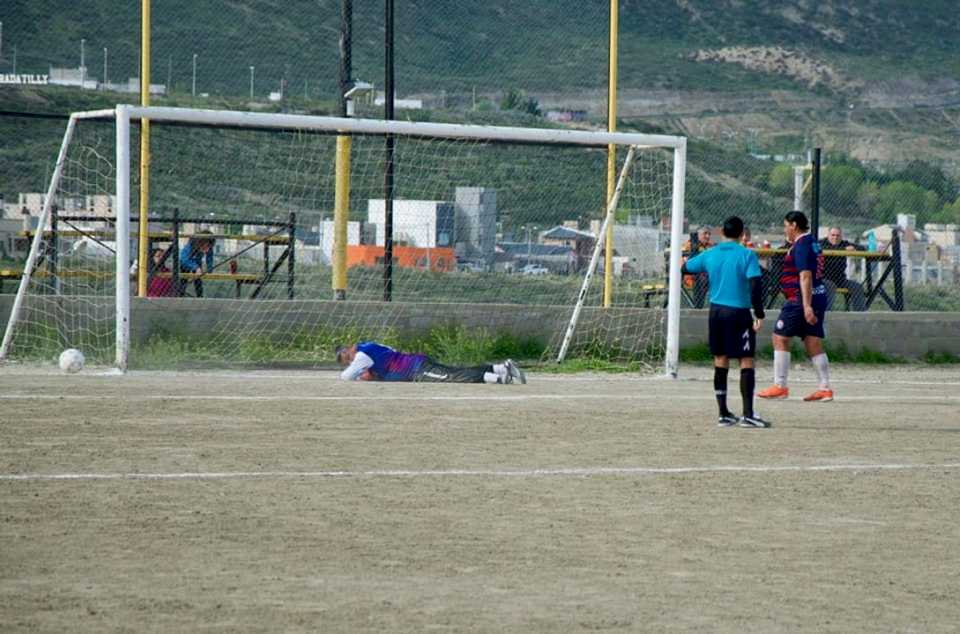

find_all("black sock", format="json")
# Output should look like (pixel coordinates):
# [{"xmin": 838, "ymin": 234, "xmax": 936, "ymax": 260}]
[
  {"xmin": 741, "ymin": 368, "xmax": 756, "ymax": 418},
  {"xmin": 714, "ymin": 366, "xmax": 730, "ymax": 416}
]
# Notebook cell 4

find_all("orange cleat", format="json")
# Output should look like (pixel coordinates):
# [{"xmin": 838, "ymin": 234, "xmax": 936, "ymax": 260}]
[
  {"xmin": 757, "ymin": 385, "xmax": 789, "ymax": 399},
  {"xmin": 803, "ymin": 389, "xmax": 834, "ymax": 402}
]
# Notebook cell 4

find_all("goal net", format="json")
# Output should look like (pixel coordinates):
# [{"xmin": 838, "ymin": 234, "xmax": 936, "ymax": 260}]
[{"xmin": 0, "ymin": 106, "xmax": 685, "ymax": 374}]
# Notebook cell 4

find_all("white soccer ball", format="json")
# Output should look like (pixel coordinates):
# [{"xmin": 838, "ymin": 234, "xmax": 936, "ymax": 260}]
[{"xmin": 58, "ymin": 348, "xmax": 85, "ymax": 373}]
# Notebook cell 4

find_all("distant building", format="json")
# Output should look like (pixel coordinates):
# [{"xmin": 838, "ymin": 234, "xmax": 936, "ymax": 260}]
[
  {"xmin": 545, "ymin": 110, "xmax": 588, "ymax": 123},
  {"xmin": 48, "ymin": 66, "xmax": 98, "ymax": 90},
  {"xmin": 367, "ymin": 199, "xmax": 455, "ymax": 249},
  {"xmin": 103, "ymin": 77, "xmax": 167, "ymax": 95}
]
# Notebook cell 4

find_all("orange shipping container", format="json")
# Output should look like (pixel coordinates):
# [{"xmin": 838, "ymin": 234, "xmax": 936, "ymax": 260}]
[{"xmin": 346, "ymin": 245, "xmax": 455, "ymax": 272}]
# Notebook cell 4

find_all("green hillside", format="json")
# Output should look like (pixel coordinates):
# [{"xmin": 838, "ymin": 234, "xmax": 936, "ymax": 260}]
[{"xmin": 3, "ymin": 0, "xmax": 959, "ymax": 98}]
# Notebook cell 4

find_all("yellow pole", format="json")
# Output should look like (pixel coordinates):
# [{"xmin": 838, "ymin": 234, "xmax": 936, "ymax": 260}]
[
  {"xmin": 137, "ymin": 0, "xmax": 151, "ymax": 297},
  {"xmin": 603, "ymin": 0, "xmax": 619, "ymax": 308},
  {"xmin": 332, "ymin": 134, "xmax": 351, "ymax": 300}
]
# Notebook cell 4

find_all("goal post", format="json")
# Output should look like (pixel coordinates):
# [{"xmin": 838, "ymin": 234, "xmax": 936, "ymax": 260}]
[{"xmin": 1, "ymin": 105, "xmax": 686, "ymax": 373}]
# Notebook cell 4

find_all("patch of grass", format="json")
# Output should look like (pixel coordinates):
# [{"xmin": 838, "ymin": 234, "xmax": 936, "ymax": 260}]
[
  {"xmin": 537, "ymin": 357, "xmax": 648, "ymax": 374},
  {"xmin": 921, "ymin": 350, "xmax": 960, "ymax": 364},
  {"xmin": 679, "ymin": 343, "xmax": 714, "ymax": 363}
]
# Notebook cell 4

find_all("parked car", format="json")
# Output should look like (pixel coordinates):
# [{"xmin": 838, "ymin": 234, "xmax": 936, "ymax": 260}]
[
  {"xmin": 457, "ymin": 261, "xmax": 485, "ymax": 273},
  {"xmin": 521, "ymin": 264, "xmax": 549, "ymax": 276}
]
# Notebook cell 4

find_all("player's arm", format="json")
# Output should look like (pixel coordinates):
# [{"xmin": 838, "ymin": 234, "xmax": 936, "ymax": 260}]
[
  {"xmin": 750, "ymin": 276, "xmax": 765, "ymax": 321},
  {"xmin": 339, "ymin": 351, "xmax": 374, "ymax": 381},
  {"xmin": 746, "ymin": 252, "xmax": 764, "ymax": 326},
  {"xmin": 799, "ymin": 270, "xmax": 816, "ymax": 324},
  {"xmin": 681, "ymin": 252, "xmax": 704, "ymax": 276}
]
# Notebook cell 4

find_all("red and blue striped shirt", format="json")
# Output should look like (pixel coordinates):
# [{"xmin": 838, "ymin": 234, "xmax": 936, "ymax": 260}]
[{"xmin": 779, "ymin": 234, "xmax": 825, "ymax": 303}]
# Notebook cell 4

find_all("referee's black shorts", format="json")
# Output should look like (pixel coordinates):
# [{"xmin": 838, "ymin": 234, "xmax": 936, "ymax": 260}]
[{"xmin": 708, "ymin": 304, "xmax": 756, "ymax": 359}]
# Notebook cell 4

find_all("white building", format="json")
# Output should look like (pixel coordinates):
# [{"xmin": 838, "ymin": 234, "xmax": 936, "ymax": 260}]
[
  {"xmin": 588, "ymin": 218, "xmax": 664, "ymax": 277},
  {"xmin": 367, "ymin": 200, "xmax": 454, "ymax": 249},
  {"xmin": 48, "ymin": 66, "xmax": 98, "ymax": 90}
]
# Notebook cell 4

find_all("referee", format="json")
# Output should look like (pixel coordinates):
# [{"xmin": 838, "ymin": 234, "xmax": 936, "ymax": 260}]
[{"xmin": 682, "ymin": 216, "xmax": 771, "ymax": 428}]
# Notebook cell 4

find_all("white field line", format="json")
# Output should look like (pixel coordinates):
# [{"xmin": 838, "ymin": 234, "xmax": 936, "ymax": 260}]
[
  {"xmin": 3, "ymin": 369, "xmax": 960, "ymax": 387},
  {"xmin": 1, "ymin": 393, "xmax": 959, "ymax": 403},
  {"xmin": 2, "ymin": 462, "xmax": 960, "ymax": 482}
]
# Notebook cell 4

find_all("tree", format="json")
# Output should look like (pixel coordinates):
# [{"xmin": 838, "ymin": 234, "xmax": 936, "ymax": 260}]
[
  {"xmin": 767, "ymin": 163, "xmax": 794, "ymax": 196},
  {"xmin": 500, "ymin": 88, "xmax": 541, "ymax": 117},
  {"xmin": 894, "ymin": 160, "xmax": 957, "ymax": 201},
  {"xmin": 938, "ymin": 197, "xmax": 960, "ymax": 225},
  {"xmin": 874, "ymin": 181, "xmax": 941, "ymax": 225},
  {"xmin": 820, "ymin": 164, "xmax": 864, "ymax": 215},
  {"xmin": 856, "ymin": 181, "xmax": 880, "ymax": 218}
]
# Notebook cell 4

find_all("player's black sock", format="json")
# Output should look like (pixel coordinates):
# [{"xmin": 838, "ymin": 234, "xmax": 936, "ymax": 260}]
[
  {"xmin": 714, "ymin": 366, "xmax": 731, "ymax": 416},
  {"xmin": 741, "ymin": 368, "xmax": 756, "ymax": 417}
]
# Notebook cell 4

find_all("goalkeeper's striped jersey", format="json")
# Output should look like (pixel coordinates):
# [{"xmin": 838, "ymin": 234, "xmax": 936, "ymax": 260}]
[{"xmin": 357, "ymin": 341, "xmax": 427, "ymax": 381}]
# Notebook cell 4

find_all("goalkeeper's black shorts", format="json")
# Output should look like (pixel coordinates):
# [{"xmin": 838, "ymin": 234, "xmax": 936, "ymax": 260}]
[{"xmin": 708, "ymin": 304, "xmax": 756, "ymax": 359}]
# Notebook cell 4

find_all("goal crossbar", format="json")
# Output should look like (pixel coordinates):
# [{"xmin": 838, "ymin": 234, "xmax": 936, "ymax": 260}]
[{"xmin": 107, "ymin": 105, "xmax": 686, "ymax": 148}]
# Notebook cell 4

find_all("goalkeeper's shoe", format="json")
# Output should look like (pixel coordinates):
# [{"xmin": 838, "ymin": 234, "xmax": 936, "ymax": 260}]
[
  {"xmin": 757, "ymin": 385, "xmax": 789, "ymax": 399},
  {"xmin": 505, "ymin": 359, "xmax": 527, "ymax": 385},
  {"xmin": 803, "ymin": 389, "xmax": 834, "ymax": 402},
  {"xmin": 738, "ymin": 414, "xmax": 772, "ymax": 428},
  {"xmin": 717, "ymin": 414, "xmax": 739, "ymax": 427}
]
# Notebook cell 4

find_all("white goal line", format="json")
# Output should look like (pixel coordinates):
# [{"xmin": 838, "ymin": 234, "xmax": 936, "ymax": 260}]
[
  {"xmin": 1, "ymin": 393, "xmax": 959, "ymax": 404},
  {"xmin": 3, "ymin": 462, "xmax": 959, "ymax": 482}
]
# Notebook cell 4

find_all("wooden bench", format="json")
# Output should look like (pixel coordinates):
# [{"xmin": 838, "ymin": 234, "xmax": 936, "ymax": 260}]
[{"xmin": 0, "ymin": 268, "xmax": 267, "ymax": 299}]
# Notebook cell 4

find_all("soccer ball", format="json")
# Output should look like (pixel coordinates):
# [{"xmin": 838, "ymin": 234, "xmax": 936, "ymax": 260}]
[{"xmin": 58, "ymin": 348, "xmax": 85, "ymax": 373}]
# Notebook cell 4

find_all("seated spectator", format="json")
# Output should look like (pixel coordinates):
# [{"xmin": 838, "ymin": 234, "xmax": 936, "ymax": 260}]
[
  {"xmin": 819, "ymin": 227, "xmax": 866, "ymax": 311},
  {"xmin": 179, "ymin": 231, "xmax": 215, "ymax": 298},
  {"xmin": 682, "ymin": 226, "xmax": 714, "ymax": 308},
  {"xmin": 147, "ymin": 248, "xmax": 175, "ymax": 297}
]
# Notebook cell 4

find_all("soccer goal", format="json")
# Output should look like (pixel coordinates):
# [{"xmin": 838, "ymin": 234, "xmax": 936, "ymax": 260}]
[{"xmin": 0, "ymin": 106, "xmax": 686, "ymax": 374}]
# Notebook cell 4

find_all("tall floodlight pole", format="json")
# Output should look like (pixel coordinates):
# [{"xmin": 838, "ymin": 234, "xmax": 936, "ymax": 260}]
[
  {"xmin": 603, "ymin": 0, "xmax": 619, "ymax": 307},
  {"xmin": 0, "ymin": 22, "xmax": 4, "ymax": 59},
  {"xmin": 80, "ymin": 39, "xmax": 86, "ymax": 89},
  {"xmin": 138, "ymin": 0, "xmax": 152, "ymax": 297},
  {"xmin": 332, "ymin": 0, "xmax": 353, "ymax": 300},
  {"xmin": 192, "ymin": 53, "xmax": 197, "ymax": 97},
  {"xmin": 249, "ymin": 66, "xmax": 254, "ymax": 99},
  {"xmin": 103, "ymin": 47, "xmax": 108, "ymax": 86},
  {"xmin": 383, "ymin": 0, "xmax": 395, "ymax": 302}
]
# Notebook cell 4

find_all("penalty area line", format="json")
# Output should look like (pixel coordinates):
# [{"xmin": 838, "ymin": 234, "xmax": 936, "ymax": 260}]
[{"xmin": 3, "ymin": 462, "xmax": 960, "ymax": 482}]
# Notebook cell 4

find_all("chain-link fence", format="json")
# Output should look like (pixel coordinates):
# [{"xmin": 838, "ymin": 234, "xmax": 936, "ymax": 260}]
[{"xmin": 2, "ymin": 1, "xmax": 960, "ymax": 314}]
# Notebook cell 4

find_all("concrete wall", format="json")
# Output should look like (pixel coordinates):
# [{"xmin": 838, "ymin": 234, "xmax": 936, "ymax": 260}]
[{"xmin": 2, "ymin": 294, "xmax": 960, "ymax": 359}]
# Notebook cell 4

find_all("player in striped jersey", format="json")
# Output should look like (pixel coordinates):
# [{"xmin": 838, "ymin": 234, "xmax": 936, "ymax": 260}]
[
  {"xmin": 336, "ymin": 341, "xmax": 526, "ymax": 384},
  {"xmin": 758, "ymin": 211, "xmax": 834, "ymax": 402}
]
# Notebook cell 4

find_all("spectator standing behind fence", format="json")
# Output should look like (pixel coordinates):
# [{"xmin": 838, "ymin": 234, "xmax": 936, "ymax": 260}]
[
  {"xmin": 819, "ymin": 227, "xmax": 866, "ymax": 311},
  {"xmin": 179, "ymin": 230, "xmax": 215, "ymax": 298},
  {"xmin": 682, "ymin": 226, "xmax": 715, "ymax": 308},
  {"xmin": 147, "ymin": 248, "xmax": 176, "ymax": 297}
]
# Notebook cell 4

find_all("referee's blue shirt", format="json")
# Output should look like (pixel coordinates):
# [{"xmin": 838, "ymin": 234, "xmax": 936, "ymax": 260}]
[{"xmin": 684, "ymin": 241, "xmax": 762, "ymax": 309}]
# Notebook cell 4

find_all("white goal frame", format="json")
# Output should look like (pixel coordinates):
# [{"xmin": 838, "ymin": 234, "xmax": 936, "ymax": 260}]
[{"xmin": 1, "ymin": 105, "xmax": 686, "ymax": 375}]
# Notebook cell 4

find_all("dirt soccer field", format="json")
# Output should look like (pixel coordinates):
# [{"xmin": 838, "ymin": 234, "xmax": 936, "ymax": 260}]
[{"xmin": 1, "ymin": 364, "xmax": 959, "ymax": 632}]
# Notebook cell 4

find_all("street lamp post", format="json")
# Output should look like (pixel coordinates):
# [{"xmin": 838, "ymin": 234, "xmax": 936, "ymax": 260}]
[
  {"xmin": 249, "ymin": 66, "xmax": 254, "ymax": 100},
  {"xmin": 191, "ymin": 53, "xmax": 197, "ymax": 97},
  {"xmin": 80, "ymin": 38, "xmax": 86, "ymax": 89}
]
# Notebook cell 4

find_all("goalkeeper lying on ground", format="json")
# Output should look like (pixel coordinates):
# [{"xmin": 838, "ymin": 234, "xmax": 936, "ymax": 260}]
[{"xmin": 336, "ymin": 341, "xmax": 527, "ymax": 384}]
